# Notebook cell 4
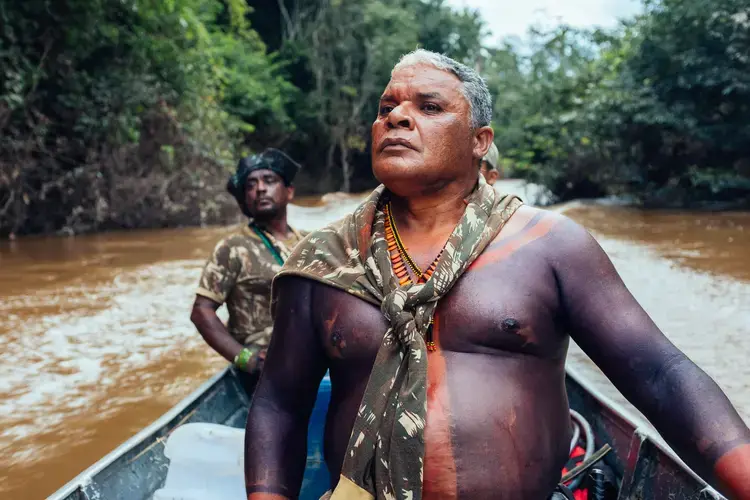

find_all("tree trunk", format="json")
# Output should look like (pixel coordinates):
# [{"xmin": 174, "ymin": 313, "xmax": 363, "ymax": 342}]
[
  {"xmin": 340, "ymin": 137, "xmax": 351, "ymax": 193},
  {"xmin": 324, "ymin": 140, "xmax": 337, "ymax": 192}
]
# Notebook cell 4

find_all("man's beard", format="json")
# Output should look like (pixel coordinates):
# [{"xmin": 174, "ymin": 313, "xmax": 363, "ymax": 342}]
[{"xmin": 250, "ymin": 204, "xmax": 279, "ymax": 220}]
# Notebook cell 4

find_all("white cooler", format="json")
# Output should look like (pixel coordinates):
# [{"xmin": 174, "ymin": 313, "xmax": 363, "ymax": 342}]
[{"xmin": 152, "ymin": 423, "xmax": 245, "ymax": 500}]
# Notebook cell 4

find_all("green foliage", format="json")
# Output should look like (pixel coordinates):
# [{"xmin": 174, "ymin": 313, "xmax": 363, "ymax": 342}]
[
  {"xmin": 494, "ymin": 0, "xmax": 750, "ymax": 207},
  {"xmin": 0, "ymin": 0, "xmax": 294, "ymax": 235},
  {"xmin": 298, "ymin": 0, "xmax": 419, "ymax": 191},
  {"xmin": 413, "ymin": 0, "xmax": 487, "ymax": 63},
  {"xmin": 3, "ymin": 0, "xmax": 749, "ymax": 237}
]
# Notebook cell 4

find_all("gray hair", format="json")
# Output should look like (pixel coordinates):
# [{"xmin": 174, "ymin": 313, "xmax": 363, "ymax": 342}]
[{"xmin": 392, "ymin": 49, "xmax": 492, "ymax": 129}]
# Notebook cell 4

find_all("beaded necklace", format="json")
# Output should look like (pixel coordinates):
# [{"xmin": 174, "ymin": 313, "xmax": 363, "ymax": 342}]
[
  {"xmin": 383, "ymin": 202, "xmax": 441, "ymax": 351},
  {"xmin": 250, "ymin": 224, "xmax": 285, "ymax": 266}
]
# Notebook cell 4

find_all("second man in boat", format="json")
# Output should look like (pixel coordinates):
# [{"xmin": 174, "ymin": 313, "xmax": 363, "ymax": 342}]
[
  {"xmin": 479, "ymin": 141, "xmax": 501, "ymax": 186},
  {"xmin": 190, "ymin": 148, "xmax": 307, "ymax": 396}
]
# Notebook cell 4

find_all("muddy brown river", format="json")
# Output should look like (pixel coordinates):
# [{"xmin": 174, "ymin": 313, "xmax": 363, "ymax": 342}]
[{"xmin": 1, "ymin": 183, "xmax": 749, "ymax": 499}]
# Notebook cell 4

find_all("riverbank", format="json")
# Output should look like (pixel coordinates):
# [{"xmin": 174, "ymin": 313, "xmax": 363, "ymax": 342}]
[
  {"xmin": 1, "ymin": 188, "xmax": 372, "ymax": 241},
  {"xmin": 7, "ymin": 177, "xmax": 749, "ymax": 241}
]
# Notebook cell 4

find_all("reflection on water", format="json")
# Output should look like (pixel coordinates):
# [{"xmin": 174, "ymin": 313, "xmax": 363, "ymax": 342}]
[{"xmin": 0, "ymin": 185, "xmax": 748, "ymax": 498}]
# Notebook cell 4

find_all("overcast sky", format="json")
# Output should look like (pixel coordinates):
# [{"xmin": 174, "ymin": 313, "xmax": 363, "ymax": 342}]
[{"xmin": 445, "ymin": 0, "xmax": 643, "ymax": 44}]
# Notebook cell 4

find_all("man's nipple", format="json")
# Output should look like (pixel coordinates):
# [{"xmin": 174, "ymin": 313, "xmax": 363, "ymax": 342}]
[{"xmin": 502, "ymin": 318, "xmax": 521, "ymax": 332}]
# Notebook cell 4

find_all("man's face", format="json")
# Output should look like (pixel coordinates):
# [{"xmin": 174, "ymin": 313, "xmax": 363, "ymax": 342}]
[
  {"xmin": 371, "ymin": 64, "xmax": 491, "ymax": 196},
  {"xmin": 479, "ymin": 161, "xmax": 499, "ymax": 186},
  {"xmin": 244, "ymin": 169, "xmax": 294, "ymax": 219}
]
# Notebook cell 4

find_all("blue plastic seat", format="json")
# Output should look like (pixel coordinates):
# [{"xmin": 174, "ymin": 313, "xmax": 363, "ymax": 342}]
[{"xmin": 300, "ymin": 373, "xmax": 332, "ymax": 499}]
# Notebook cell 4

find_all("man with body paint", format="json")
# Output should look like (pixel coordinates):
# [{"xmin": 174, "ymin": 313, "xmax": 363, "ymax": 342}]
[{"xmin": 244, "ymin": 50, "xmax": 750, "ymax": 500}]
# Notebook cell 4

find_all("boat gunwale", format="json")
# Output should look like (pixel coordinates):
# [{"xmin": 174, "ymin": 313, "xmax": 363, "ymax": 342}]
[
  {"xmin": 565, "ymin": 365, "xmax": 722, "ymax": 498},
  {"xmin": 47, "ymin": 367, "xmax": 232, "ymax": 500}
]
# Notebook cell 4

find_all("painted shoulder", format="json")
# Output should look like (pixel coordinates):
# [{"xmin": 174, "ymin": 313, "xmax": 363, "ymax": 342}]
[{"xmin": 495, "ymin": 203, "xmax": 597, "ymax": 257}]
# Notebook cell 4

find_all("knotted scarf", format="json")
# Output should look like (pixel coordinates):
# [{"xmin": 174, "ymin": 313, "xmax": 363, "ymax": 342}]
[{"xmin": 274, "ymin": 176, "xmax": 523, "ymax": 499}]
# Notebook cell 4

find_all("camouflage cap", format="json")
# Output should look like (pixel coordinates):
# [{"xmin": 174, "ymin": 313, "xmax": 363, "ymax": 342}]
[{"xmin": 482, "ymin": 142, "xmax": 500, "ymax": 171}]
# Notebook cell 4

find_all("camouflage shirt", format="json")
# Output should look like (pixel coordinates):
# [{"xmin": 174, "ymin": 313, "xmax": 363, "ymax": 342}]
[{"xmin": 196, "ymin": 223, "xmax": 305, "ymax": 348}]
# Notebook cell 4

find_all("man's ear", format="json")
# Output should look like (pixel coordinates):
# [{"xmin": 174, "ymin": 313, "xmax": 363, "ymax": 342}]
[
  {"xmin": 287, "ymin": 185, "xmax": 295, "ymax": 202},
  {"xmin": 473, "ymin": 126, "xmax": 494, "ymax": 160},
  {"xmin": 487, "ymin": 169, "xmax": 499, "ymax": 185}
]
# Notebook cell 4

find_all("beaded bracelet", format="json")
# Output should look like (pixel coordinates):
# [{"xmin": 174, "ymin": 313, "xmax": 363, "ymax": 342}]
[{"xmin": 233, "ymin": 347, "xmax": 255, "ymax": 372}]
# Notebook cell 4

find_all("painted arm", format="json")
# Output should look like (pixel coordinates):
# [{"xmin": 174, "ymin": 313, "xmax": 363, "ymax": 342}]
[
  {"xmin": 552, "ymin": 217, "xmax": 750, "ymax": 499},
  {"xmin": 244, "ymin": 276, "xmax": 329, "ymax": 500}
]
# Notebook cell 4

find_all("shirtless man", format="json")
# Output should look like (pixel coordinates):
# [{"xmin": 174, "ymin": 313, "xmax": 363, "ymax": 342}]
[{"xmin": 244, "ymin": 50, "xmax": 750, "ymax": 499}]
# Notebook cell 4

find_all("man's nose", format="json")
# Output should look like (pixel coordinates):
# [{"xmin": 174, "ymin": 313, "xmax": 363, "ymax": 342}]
[{"xmin": 386, "ymin": 105, "xmax": 414, "ymax": 130}]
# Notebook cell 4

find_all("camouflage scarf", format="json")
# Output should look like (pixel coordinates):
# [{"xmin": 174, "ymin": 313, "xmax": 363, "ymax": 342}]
[{"xmin": 275, "ymin": 176, "xmax": 522, "ymax": 500}]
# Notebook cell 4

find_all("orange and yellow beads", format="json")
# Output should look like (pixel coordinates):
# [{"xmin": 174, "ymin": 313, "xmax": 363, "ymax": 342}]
[{"xmin": 383, "ymin": 202, "xmax": 441, "ymax": 351}]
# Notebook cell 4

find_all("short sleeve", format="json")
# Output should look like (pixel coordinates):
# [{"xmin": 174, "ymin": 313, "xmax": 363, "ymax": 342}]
[{"xmin": 196, "ymin": 238, "xmax": 241, "ymax": 304}]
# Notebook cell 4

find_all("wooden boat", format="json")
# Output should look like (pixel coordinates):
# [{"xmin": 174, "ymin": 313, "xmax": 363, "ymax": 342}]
[{"xmin": 48, "ymin": 366, "xmax": 725, "ymax": 500}]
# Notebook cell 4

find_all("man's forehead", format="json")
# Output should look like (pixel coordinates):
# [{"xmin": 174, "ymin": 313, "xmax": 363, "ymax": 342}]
[
  {"xmin": 382, "ymin": 64, "xmax": 463, "ymax": 99},
  {"xmin": 247, "ymin": 168, "xmax": 280, "ymax": 180}
]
